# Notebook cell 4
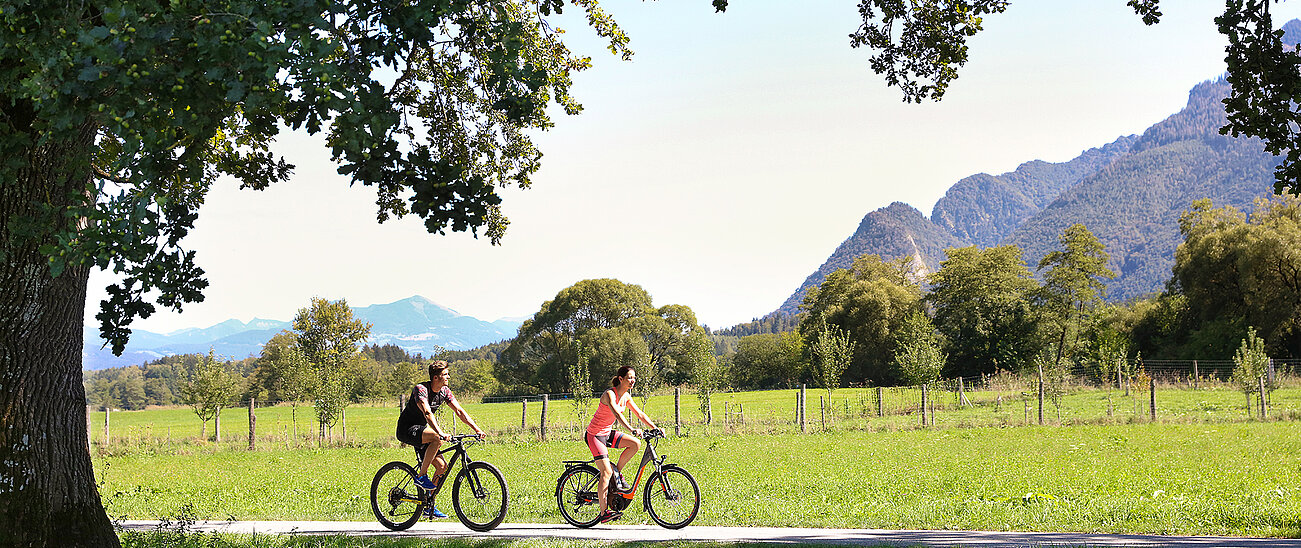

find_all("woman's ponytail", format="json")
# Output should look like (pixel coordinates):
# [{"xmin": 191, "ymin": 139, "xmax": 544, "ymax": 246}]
[{"xmin": 611, "ymin": 365, "xmax": 634, "ymax": 388}]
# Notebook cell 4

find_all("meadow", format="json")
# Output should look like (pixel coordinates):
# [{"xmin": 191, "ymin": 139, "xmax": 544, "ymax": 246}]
[
  {"xmin": 98, "ymin": 419, "xmax": 1301, "ymax": 537},
  {"xmin": 93, "ymin": 380, "xmax": 1301, "ymax": 538}
]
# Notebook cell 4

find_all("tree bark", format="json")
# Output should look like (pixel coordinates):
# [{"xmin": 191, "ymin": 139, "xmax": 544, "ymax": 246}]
[{"xmin": 0, "ymin": 125, "xmax": 121, "ymax": 546}]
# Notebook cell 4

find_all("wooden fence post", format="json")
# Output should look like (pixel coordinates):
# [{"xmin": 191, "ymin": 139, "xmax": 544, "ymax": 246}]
[
  {"xmin": 739, "ymin": 403, "xmax": 745, "ymax": 425},
  {"xmin": 1258, "ymin": 376, "xmax": 1268, "ymax": 419},
  {"xmin": 103, "ymin": 407, "xmax": 110, "ymax": 445},
  {"xmin": 1149, "ymin": 379, "xmax": 1156, "ymax": 421},
  {"xmin": 1193, "ymin": 360, "xmax": 1199, "ymax": 390},
  {"xmin": 249, "ymin": 398, "xmax": 257, "ymax": 450},
  {"xmin": 674, "ymin": 387, "xmax": 681, "ymax": 436},
  {"xmin": 931, "ymin": 387, "xmax": 937, "ymax": 426},
  {"xmin": 877, "ymin": 387, "xmax": 884, "ymax": 417},
  {"xmin": 1037, "ymin": 366, "xmax": 1045, "ymax": 426},
  {"xmin": 215, "ymin": 407, "xmax": 222, "ymax": 442},
  {"xmin": 958, "ymin": 376, "xmax": 970, "ymax": 407},
  {"xmin": 341, "ymin": 407, "xmax": 347, "ymax": 442},
  {"xmin": 820, "ymin": 396, "xmax": 826, "ymax": 431},
  {"xmin": 540, "ymin": 394, "xmax": 549, "ymax": 441},
  {"xmin": 920, "ymin": 385, "xmax": 927, "ymax": 427},
  {"xmin": 799, "ymin": 385, "xmax": 807, "ymax": 433},
  {"xmin": 521, "ymin": 398, "xmax": 528, "ymax": 431}
]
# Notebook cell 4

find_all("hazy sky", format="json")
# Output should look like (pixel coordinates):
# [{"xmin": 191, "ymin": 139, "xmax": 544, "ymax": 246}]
[{"xmin": 84, "ymin": 1, "xmax": 1301, "ymax": 335}]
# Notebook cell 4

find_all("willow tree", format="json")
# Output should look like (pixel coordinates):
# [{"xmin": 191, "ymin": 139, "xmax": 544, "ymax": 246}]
[
  {"xmin": 0, "ymin": 1, "xmax": 632, "ymax": 545},
  {"xmin": 499, "ymin": 278, "xmax": 711, "ymax": 394},
  {"xmin": 799, "ymin": 254, "xmax": 922, "ymax": 386}
]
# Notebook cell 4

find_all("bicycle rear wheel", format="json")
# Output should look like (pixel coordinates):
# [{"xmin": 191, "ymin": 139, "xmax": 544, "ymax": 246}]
[
  {"xmin": 452, "ymin": 461, "xmax": 508, "ymax": 531},
  {"xmin": 555, "ymin": 464, "xmax": 602, "ymax": 528},
  {"xmin": 643, "ymin": 465, "xmax": 699, "ymax": 529},
  {"xmin": 371, "ymin": 461, "xmax": 425, "ymax": 531}
]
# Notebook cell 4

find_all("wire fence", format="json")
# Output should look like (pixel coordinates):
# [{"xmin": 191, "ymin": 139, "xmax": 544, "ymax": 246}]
[{"xmin": 87, "ymin": 360, "xmax": 1301, "ymax": 451}]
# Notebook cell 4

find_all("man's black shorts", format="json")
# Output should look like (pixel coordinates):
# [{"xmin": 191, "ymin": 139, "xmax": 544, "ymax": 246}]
[{"xmin": 396, "ymin": 423, "xmax": 425, "ymax": 446}]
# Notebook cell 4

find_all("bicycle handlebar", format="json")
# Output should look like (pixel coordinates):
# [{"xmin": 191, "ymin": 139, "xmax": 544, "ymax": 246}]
[
  {"xmin": 448, "ymin": 433, "xmax": 484, "ymax": 442},
  {"xmin": 641, "ymin": 428, "xmax": 665, "ymax": 440}
]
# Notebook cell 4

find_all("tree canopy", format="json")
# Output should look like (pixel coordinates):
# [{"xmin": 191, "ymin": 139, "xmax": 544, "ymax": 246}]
[
  {"xmin": 498, "ymin": 278, "xmax": 710, "ymax": 393},
  {"xmin": 3, "ymin": 0, "xmax": 632, "ymax": 356},
  {"xmin": 800, "ymin": 254, "xmax": 923, "ymax": 385},
  {"xmin": 1036, "ymin": 223, "xmax": 1116, "ymax": 369},
  {"xmin": 1169, "ymin": 195, "xmax": 1301, "ymax": 357},
  {"xmin": 927, "ymin": 245, "xmax": 1040, "ymax": 378}
]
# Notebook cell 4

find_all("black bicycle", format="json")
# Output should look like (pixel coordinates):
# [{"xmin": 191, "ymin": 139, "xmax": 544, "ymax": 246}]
[
  {"xmin": 555, "ymin": 428, "xmax": 699, "ymax": 529},
  {"xmin": 370, "ymin": 434, "xmax": 508, "ymax": 532}
]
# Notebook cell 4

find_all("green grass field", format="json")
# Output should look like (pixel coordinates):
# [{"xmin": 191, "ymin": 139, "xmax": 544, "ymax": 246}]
[{"xmin": 97, "ymin": 421, "xmax": 1301, "ymax": 538}]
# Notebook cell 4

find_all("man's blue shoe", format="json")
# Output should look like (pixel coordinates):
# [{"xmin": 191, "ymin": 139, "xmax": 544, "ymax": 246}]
[
  {"xmin": 424, "ymin": 505, "xmax": 448, "ymax": 519},
  {"xmin": 413, "ymin": 475, "xmax": 436, "ymax": 490}
]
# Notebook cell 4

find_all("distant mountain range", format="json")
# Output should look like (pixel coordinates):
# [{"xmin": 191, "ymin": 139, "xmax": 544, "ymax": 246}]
[
  {"xmin": 774, "ymin": 76, "xmax": 1279, "ymax": 316},
  {"xmin": 82, "ymin": 296, "xmax": 524, "ymax": 370}
]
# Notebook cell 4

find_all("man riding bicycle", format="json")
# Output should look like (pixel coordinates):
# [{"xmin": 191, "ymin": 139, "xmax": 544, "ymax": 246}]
[{"xmin": 395, "ymin": 360, "xmax": 486, "ymax": 518}]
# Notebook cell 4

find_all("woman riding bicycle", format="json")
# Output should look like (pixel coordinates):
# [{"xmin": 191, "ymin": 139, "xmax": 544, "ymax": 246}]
[
  {"xmin": 395, "ymin": 360, "xmax": 486, "ymax": 518},
  {"xmin": 585, "ymin": 365, "xmax": 658, "ymax": 524}
]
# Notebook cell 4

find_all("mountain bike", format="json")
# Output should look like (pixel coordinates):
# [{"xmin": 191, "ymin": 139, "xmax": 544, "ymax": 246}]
[
  {"xmin": 554, "ymin": 428, "xmax": 699, "ymax": 529},
  {"xmin": 370, "ymin": 434, "xmax": 508, "ymax": 532}
]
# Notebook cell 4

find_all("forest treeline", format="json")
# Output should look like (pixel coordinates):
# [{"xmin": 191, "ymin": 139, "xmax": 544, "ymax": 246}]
[{"xmin": 86, "ymin": 195, "xmax": 1301, "ymax": 417}]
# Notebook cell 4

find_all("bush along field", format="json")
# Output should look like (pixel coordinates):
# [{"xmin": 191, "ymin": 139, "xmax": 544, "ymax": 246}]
[{"xmin": 97, "ymin": 419, "xmax": 1301, "ymax": 537}]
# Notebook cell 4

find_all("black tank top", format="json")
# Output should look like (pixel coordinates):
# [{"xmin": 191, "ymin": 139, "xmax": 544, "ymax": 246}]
[{"xmin": 397, "ymin": 382, "xmax": 454, "ymax": 430}]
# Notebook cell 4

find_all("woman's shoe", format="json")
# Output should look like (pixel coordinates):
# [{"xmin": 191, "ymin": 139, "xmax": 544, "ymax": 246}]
[
  {"xmin": 614, "ymin": 472, "xmax": 631, "ymax": 493},
  {"xmin": 598, "ymin": 509, "xmax": 622, "ymax": 523}
]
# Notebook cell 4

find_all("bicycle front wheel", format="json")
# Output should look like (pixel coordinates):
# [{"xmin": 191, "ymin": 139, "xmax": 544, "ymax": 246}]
[
  {"xmin": 371, "ymin": 461, "xmax": 424, "ymax": 531},
  {"xmin": 555, "ymin": 464, "xmax": 602, "ymax": 528},
  {"xmin": 643, "ymin": 465, "xmax": 699, "ymax": 529},
  {"xmin": 452, "ymin": 461, "xmax": 508, "ymax": 531}
]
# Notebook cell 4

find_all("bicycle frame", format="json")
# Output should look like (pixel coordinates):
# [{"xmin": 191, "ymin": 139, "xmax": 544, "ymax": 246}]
[
  {"xmin": 564, "ymin": 431, "xmax": 670, "ymax": 503},
  {"xmin": 614, "ymin": 434, "xmax": 667, "ymax": 501},
  {"xmin": 409, "ymin": 436, "xmax": 487, "ymax": 503}
]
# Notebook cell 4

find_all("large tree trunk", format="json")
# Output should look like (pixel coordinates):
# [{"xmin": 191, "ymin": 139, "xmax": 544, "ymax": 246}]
[{"xmin": 0, "ymin": 125, "xmax": 120, "ymax": 547}]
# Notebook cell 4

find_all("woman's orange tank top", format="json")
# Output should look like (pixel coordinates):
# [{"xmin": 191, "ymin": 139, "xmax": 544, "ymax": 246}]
[{"xmin": 586, "ymin": 391, "xmax": 624, "ymax": 436}]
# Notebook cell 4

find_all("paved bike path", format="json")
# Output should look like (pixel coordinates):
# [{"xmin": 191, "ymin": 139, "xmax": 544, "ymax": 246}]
[{"xmin": 118, "ymin": 520, "xmax": 1301, "ymax": 547}]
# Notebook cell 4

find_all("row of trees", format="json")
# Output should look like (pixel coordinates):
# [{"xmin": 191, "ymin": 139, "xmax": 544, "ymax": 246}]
[
  {"xmin": 718, "ymin": 222, "xmax": 1112, "ymax": 391},
  {"xmin": 719, "ymin": 196, "xmax": 1301, "ymax": 397},
  {"xmin": 89, "ymin": 299, "xmax": 404, "ymax": 436},
  {"xmin": 86, "ymin": 340, "xmax": 501, "ymax": 416},
  {"xmin": 1112, "ymin": 196, "xmax": 1301, "ymax": 359},
  {"xmin": 93, "ymin": 196, "xmax": 1301, "ymax": 419}
]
